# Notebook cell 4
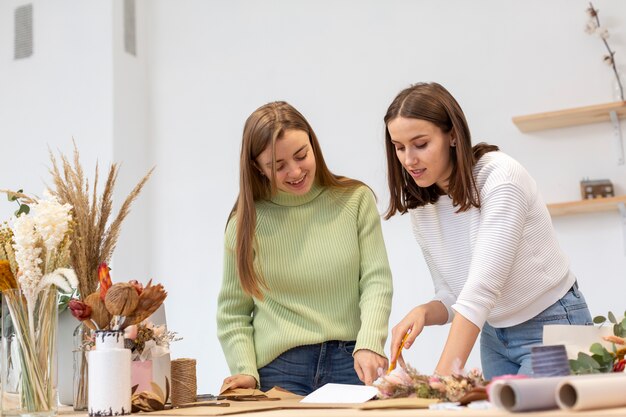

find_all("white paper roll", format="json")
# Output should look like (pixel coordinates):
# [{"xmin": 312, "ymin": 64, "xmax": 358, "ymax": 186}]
[
  {"xmin": 490, "ymin": 377, "xmax": 565, "ymax": 412},
  {"xmin": 556, "ymin": 373, "xmax": 626, "ymax": 411}
]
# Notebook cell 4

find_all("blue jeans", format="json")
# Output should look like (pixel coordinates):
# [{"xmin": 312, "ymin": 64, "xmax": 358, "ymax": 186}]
[
  {"xmin": 480, "ymin": 283, "xmax": 592, "ymax": 380},
  {"xmin": 258, "ymin": 341, "xmax": 362, "ymax": 395}
]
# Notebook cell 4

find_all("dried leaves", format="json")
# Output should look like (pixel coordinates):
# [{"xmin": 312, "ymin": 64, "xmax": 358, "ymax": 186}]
[{"xmin": 131, "ymin": 379, "xmax": 170, "ymax": 412}]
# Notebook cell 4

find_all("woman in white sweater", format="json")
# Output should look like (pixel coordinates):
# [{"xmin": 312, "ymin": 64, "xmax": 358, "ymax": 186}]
[{"xmin": 384, "ymin": 82, "xmax": 592, "ymax": 379}]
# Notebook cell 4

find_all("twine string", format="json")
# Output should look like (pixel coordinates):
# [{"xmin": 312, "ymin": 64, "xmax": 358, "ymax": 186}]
[{"xmin": 170, "ymin": 358, "xmax": 197, "ymax": 406}]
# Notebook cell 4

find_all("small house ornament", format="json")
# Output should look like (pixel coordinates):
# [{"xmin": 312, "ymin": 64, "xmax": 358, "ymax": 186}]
[{"xmin": 580, "ymin": 178, "xmax": 614, "ymax": 200}]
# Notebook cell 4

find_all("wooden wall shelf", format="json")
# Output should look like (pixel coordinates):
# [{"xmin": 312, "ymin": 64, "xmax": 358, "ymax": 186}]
[
  {"xmin": 513, "ymin": 101, "xmax": 626, "ymax": 133},
  {"xmin": 547, "ymin": 195, "xmax": 626, "ymax": 217}
]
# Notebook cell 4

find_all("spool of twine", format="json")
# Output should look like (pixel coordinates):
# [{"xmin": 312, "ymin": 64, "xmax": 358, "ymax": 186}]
[{"xmin": 171, "ymin": 358, "xmax": 197, "ymax": 406}]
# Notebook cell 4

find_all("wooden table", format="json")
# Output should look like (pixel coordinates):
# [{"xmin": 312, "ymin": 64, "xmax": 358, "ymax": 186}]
[{"xmin": 112, "ymin": 400, "xmax": 626, "ymax": 417}]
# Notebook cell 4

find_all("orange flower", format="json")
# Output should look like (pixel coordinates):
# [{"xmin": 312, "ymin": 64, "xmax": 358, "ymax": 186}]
[
  {"xmin": 98, "ymin": 263, "xmax": 112, "ymax": 301},
  {"xmin": 603, "ymin": 335, "xmax": 626, "ymax": 345}
]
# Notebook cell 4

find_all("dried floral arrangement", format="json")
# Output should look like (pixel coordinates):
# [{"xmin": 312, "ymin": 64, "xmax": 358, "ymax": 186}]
[
  {"xmin": 374, "ymin": 365, "xmax": 486, "ymax": 403},
  {"xmin": 124, "ymin": 321, "xmax": 181, "ymax": 361},
  {"xmin": 585, "ymin": 2, "xmax": 624, "ymax": 101},
  {"xmin": 0, "ymin": 190, "xmax": 77, "ymax": 297},
  {"xmin": 0, "ymin": 190, "xmax": 78, "ymax": 411},
  {"xmin": 48, "ymin": 143, "xmax": 154, "ymax": 300},
  {"xmin": 68, "ymin": 262, "xmax": 167, "ymax": 332},
  {"xmin": 569, "ymin": 311, "xmax": 626, "ymax": 374}
]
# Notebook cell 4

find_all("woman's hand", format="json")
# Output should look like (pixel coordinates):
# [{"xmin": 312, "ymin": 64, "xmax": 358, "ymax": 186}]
[
  {"xmin": 389, "ymin": 306, "xmax": 427, "ymax": 366},
  {"xmin": 390, "ymin": 301, "xmax": 449, "ymax": 366},
  {"xmin": 222, "ymin": 374, "xmax": 257, "ymax": 390},
  {"xmin": 354, "ymin": 349, "xmax": 388, "ymax": 385}
]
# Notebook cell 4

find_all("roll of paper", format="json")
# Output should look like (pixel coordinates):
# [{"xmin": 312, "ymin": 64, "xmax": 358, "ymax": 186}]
[
  {"xmin": 556, "ymin": 373, "xmax": 626, "ymax": 411},
  {"xmin": 490, "ymin": 377, "xmax": 565, "ymax": 412}
]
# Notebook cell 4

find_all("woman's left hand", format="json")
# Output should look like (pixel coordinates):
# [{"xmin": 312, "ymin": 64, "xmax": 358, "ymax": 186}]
[{"xmin": 354, "ymin": 349, "xmax": 388, "ymax": 385}]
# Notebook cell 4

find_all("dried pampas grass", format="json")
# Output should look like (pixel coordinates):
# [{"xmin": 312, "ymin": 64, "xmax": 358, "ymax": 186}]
[{"xmin": 48, "ymin": 142, "xmax": 154, "ymax": 299}]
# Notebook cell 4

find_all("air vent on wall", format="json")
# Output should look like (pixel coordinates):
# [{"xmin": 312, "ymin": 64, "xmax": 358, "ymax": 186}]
[
  {"xmin": 124, "ymin": 0, "xmax": 136, "ymax": 56},
  {"xmin": 14, "ymin": 4, "xmax": 33, "ymax": 59}
]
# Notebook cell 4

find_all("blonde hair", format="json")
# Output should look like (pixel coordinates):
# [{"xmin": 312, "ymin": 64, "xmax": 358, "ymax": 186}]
[{"xmin": 230, "ymin": 101, "xmax": 363, "ymax": 299}]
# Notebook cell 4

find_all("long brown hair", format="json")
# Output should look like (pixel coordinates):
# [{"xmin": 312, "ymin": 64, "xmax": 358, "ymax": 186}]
[
  {"xmin": 383, "ymin": 82, "xmax": 498, "ymax": 219},
  {"xmin": 230, "ymin": 101, "xmax": 363, "ymax": 299}
]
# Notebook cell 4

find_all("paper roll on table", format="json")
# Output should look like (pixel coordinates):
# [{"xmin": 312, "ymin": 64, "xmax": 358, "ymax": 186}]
[
  {"xmin": 489, "ymin": 377, "xmax": 564, "ymax": 412},
  {"xmin": 490, "ymin": 373, "xmax": 626, "ymax": 412},
  {"xmin": 556, "ymin": 373, "xmax": 626, "ymax": 411}
]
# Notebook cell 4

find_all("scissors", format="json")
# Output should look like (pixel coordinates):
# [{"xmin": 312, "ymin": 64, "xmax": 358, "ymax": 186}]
[{"xmin": 387, "ymin": 329, "xmax": 412, "ymax": 374}]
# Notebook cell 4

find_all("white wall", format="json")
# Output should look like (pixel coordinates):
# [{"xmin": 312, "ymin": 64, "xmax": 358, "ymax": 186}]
[
  {"xmin": 2, "ymin": 0, "xmax": 626, "ymax": 396},
  {"xmin": 0, "ymin": 0, "xmax": 114, "ymax": 218}
]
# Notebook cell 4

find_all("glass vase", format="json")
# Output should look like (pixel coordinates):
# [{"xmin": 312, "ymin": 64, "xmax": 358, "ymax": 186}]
[
  {"xmin": 72, "ymin": 323, "xmax": 90, "ymax": 411},
  {"xmin": 1, "ymin": 287, "xmax": 58, "ymax": 417}
]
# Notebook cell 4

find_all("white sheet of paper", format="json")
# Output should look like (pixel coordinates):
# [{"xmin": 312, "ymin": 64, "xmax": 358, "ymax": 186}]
[
  {"xmin": 300, "ymin": 383, "xmax": 378, "ymax": 404},
  {"xmin": 543, "ymin": 325, "xmax": 613, "ymax": 359}
]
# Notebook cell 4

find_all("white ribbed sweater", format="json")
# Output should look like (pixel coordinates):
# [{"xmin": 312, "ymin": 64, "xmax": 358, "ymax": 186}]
[{"xmin": 410, "ymin": 151, "xmax": 575, "ymax": 329}]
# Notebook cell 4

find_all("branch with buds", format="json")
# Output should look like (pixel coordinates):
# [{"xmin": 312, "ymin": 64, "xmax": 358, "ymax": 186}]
[{"xmin": 586, "ymin": 2, "xmax": 624, "ymax": 101}]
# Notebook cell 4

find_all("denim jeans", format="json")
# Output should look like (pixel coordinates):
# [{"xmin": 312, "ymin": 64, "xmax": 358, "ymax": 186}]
[
  {"xmin": 480, "ymin": 283, "xmax": 592, "ymax": 380},
  {"xmin": 258, "ymin": 340, "xmax": 362, "ymax": 395}
]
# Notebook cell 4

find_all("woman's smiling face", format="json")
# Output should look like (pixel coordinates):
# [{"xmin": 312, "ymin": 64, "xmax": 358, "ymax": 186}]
[{"xmin": 256, "ymin": 129, "xmax": 316, "ymax": 195}]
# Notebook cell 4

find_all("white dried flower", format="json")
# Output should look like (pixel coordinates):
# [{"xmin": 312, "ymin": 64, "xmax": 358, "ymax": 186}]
[
  {"xmin": 11, "ymin": 191, "xmax": 74, "ymax": 301},
  {"xmin": 596, "ymin": 28, "xmax": 610, "ymax": 40},
  {"xmin": 40, "ymin": 268, "xmax": 78, "ymax": 293},
  {"xmin": 585, "ymin": 20, "xmax": 598, "ymax": 34},
  {"xmin": 33, "ymin": 191, "xmax": 72, "ymax": 253},
  {"xmin": 12, "ymin": 214, "xmax": 43, "ymax": 298}
]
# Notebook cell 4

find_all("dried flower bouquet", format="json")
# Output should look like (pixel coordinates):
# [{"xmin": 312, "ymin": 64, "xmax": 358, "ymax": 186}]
[
  {"xmin": 374, "ymin": 365, "xmax": 486, "ymax": 403},
  {"xmin": 69, "ymin": 263, "xmax": 167, "ymax": 332},
  {"xmin": 0, "ymin": 192, "xmax": 78, "ymax": 413},
  {"xmin": 48, "ymin": 143, "xmax": 154, "ymax": 300}
]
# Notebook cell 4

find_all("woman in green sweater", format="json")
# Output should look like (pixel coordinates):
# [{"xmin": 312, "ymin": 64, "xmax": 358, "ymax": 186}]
[{"xmin": 217, "ymin": 101, "xmax": 393, "ymax": 395}]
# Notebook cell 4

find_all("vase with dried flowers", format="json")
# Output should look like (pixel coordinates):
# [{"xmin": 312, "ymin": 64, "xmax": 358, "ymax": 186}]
[
  {"xmin": 0, "ymin": 191, "xmax": 78, "ymax": 417},
  {"xmin": 47, "ymin": 143, "xmax": 153, "ymax": 410},
  {"xmin": 585, "ymin": 2, "xmax": 625, "ymax": 101},
  {"xmin": 68, "ymin": 263, "xmax": 167, "ymax": 416}
]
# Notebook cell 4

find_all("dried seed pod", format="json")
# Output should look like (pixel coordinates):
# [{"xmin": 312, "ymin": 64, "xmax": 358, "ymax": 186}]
[
  {"xmin": 84, "ymin": 292, "xmax": 112, "ymax": 329},
  {"xmin": 122, "ymin": 280, "xmax": 167, "ymax": 328},
  {"xmin": 105, "ymin": 282, "xmax": 140, "ymax": 316}
]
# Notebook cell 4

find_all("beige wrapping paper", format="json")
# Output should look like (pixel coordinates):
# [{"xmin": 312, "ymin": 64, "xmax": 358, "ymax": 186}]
[
  {"xmin": 557, "ymin": 373, "xmax": 626, "ymax": 411},
  {"xmin": 489, "ymin": 377, "xmax": 565, "ymax": 412}
]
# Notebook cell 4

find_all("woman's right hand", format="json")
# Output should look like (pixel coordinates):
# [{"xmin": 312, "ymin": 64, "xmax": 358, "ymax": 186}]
[
  {"xmin": 390, "ymin": 301, "xmax": 450, "ymax": 366},
  {"xmin": 222, "ymin": 374, "xmax": 257, "ymax": 390},
  {"xmin": 389, "ymin": 306, "xmax": 427, "ymax": 366}
]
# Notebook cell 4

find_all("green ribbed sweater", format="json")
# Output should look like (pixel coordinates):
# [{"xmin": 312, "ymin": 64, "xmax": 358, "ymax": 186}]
[{"xmin": 216, "ymin": 183, "xmax": 393, "ymax": 383}]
